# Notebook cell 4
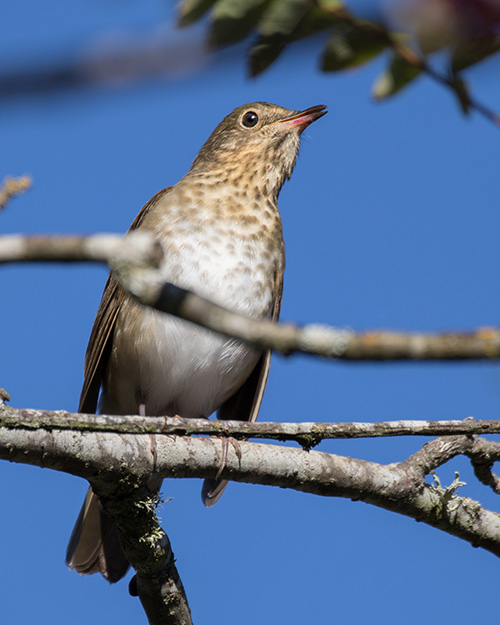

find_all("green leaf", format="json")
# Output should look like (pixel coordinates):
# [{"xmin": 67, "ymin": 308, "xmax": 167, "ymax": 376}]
[
  {"xmin": 292, "ymin": 3, "xmax": 348, "ymax": 42},
  {"xmin": 316, "ymin": 0, "xmax": 345, "ymax": 9},
  {"xmin": 249, "ymin": 36, "xmax": 287, "ymax": 76},
  {"xmin": 257, "ymin": 0, "xmax": 311, "ymax": 38},
  {"xmin": 249, "ymin": 0, "xmax": 339, "ymax": 76},
  {"xmin": 210, "ymin": 0, "xmax": 269, "ymax": 47},
  {"xmin": 372, "ymin": 53, "xmax": 422, "ymax": 99},
  {"xmin": 322, "ymin": 24, "xmax": 389, "ymax": 72},
  {"xmin": 178, "ymin": 0, "xmax": 218, "ymax": 27},
  {"xmin": 322, "ymin": 31, "xmax": 352, "ymax": 71},
  {"xmin": 451, "ymin": 34, "xmax": 500, "ymax": 73},
  {"xmin": 249, "ymin": 0, "xmax": 349, "ymax": 75}
]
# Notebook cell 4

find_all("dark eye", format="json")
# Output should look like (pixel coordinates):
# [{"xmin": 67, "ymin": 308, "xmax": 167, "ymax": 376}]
[{"xmin": 241, "ymin": 111, "xmax": 259, "ymax": 128}]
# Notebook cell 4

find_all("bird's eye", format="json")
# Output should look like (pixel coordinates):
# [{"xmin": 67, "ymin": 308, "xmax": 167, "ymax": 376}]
[{"xmin": 241, "ymin": 111, "xmax": 259, "ymax": 128}]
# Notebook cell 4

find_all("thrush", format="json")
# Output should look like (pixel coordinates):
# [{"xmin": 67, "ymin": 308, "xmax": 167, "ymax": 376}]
[{"xmin": 66, "ymin": 101, "xmax": 327, "ymax": 583}]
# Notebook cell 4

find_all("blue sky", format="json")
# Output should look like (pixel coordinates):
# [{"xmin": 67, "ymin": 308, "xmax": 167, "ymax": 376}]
[{"xmin": 2, "ymin": 1, "xmax": 500, "ymax": 623}]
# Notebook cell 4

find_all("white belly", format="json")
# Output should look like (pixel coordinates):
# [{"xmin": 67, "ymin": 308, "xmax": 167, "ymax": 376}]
[
  {"xmin": 120, "ymin": 313, "xmax": 260, "ymax": 417},
  {"xmin": 101, "ymin": 216, "xmax": 278, "ymax": 417}
]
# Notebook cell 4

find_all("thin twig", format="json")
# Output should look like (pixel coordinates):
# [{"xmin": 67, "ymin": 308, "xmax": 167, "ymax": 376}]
[
  {"xmin": 0, "ymin": 175, "xmax": 32, "ymax": 211},
  {"xmin": 2, "ymin": 406, "xmax": 500, "ymax": 445},
  {"xmin": 2, "ymin": 232, "xmax": 500, "ymax": 360},
  {"xmin": 322, "ymin": 3, "xmax": 500, "ymax": 129},
  {"xmin": 414, "ymin": 55, "xmax": 500, "ymax": 129}
]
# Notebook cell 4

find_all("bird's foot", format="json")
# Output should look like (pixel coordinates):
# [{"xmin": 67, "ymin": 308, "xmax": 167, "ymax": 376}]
[{"xmin": 215, "ymin": 436, "xmax": 242, "ymax": 480}]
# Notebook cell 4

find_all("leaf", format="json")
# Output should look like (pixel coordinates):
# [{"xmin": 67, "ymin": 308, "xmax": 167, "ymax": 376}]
[
  {"xmin": 249, "ymin": 0, "xmax": 345, "ymax": 76},
  {"xmin": 178, "ymin": 0, "xmax": 218, "ymax": 27},
  {"xmin": 249, "ymin": 0, "xmax": 325, "ymax": 75},
  {"xmin": 249, "ymin": 36, "xmax": 287, "ymax": 76},
  {"xmin": 372, "ymin": 53, "xmax": 422, "ymax": 99},
  {"xmin": 451, "ymin": 34, "xmax": 500, "ymax": 73},
  {"xmin": 292, "ymin": 2, "xmax": 348, "ymax": 42},
  {"xmin": 257, "ymin": 0, "xmax": 311, "ymax": 38},
  {"xmin": 322, "ymin": 24, "xmax": 389, "ymax": 72},
  {"xmin": 210, "ymin": 0, "xmax": 270, "ymax": 47},
  {"xmin": 321, "ymin": 31, "xmax": 353, "ymax": 71},
  {"xmin": 316, "ymin": 0, "xmax": 345, "ymax": 10}
]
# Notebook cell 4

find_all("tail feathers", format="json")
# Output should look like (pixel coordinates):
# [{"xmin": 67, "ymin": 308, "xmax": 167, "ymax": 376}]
[
  {"xmin": 201, "ymin": 478, "xmax": 228, "ymax": 507},
  {"xmin": 66, "ymin": 488, "xmax": 130, "ymax": 584}
]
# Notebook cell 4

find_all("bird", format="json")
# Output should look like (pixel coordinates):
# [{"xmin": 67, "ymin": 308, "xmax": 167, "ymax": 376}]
[{"xmin": 66, "ymin": 101, "xmax": 327, "ymax": 583}]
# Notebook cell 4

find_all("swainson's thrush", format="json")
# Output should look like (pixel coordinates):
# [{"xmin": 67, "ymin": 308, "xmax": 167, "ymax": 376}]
[{"xmin": 66, "ymin": 102, "xmax": 327, "ymax": 582}]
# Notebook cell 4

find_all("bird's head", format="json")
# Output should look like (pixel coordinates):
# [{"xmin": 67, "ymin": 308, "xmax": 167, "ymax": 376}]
[{"xmin": 189, "ymin": 102, "xmax": 327, "ymax": 197}]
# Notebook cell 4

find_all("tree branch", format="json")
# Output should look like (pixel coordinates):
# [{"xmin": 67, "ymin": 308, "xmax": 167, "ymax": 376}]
[
  {"xmin": 2, "ymin": 410, "xmax": 500, "ymax": 561},
  {"xmin": 319, "ymin": 3, "xmax": 500, "ymax": 129},
  {"xmin": 0, "ymin": 175, "xmax": 32, "ymax": 211},
  {"xmin": 91, "ymin": 481, "xmax": 193, "ymax": 625},
  {"xmin": 2, "ymin": 403, "xmax": 500, "ymax": 446},
  {"xmin": 1, "ymin": 232, "xmax": 500, "ymax": 361}
]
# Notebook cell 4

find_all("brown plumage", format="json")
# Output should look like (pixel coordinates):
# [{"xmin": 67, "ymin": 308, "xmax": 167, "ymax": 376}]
[{"xmin": 66, "ymin": 102, "xmax": 327, "ymax": 583}]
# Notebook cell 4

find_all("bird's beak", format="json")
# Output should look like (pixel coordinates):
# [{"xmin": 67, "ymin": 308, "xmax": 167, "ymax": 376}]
[{"xmin": 273, "ymin": 105, "xmax": 328, "ymax": 131}]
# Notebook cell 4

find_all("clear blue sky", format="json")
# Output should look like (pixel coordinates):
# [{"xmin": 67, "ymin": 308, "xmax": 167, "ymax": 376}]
[{"xmin": 2, "ymin": 1, "xmax": 500, "ymax": 623}]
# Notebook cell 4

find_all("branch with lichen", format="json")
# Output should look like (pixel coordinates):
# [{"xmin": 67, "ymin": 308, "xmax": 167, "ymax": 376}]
[
  {"xmin": 1, "ymin": 232, "xmax": 500, "ymax": 361},
  {"xmin": 2, "ymin": 403, "xmax": 500, "ymax": 561},
  {"xmin": 3, "ymin": 231, "xmax": 500, "ymax": 624},
  {"xmin": 92, "ymin": 481, "xmax": 192, "ymax": 625},
  {"xmin": 4, "ymin": 395, "xmax": 500, "ymax": 623},
  {"xmin": 3, "ymin": 405, "xmax": 500, "ymax": 444}
]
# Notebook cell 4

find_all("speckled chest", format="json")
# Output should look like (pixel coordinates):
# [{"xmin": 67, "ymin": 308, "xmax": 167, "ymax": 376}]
[
  {"xmin": 102, "ymin": 180, "xmax": 285, "ymax": 416},
  {"xmin": 145, "ymin": 179, "xmax": 285, "ymax": 317}
]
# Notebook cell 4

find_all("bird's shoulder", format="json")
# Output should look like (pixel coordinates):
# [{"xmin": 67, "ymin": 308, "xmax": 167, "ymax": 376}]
[{"xmin": 129, "ymin": 186, "xmax": 175, "ymax": 232}]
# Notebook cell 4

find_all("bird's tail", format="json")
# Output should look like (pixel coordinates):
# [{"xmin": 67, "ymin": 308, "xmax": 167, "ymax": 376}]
[
  {"xmin": 201, "ymin": 478, "xmax": 228, "ymax": 507},
  {"xmin": 66, "ymin": 488, "xmax": 130, "ymax": 583}
]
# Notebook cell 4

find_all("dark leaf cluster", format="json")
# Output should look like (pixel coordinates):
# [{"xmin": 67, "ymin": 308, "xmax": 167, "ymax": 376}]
[{"xmin": 178, "ymin": 0, "xmax": 500, "ymax": 120}]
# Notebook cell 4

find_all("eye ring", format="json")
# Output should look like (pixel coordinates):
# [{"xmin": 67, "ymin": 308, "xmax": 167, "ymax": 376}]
[{"xmin": 241, "ymin": 111, "xmax": 259, "ymax": 128}]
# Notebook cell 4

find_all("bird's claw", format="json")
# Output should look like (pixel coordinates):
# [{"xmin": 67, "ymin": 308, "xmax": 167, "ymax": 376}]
[{"xmin": 215, "ymin": 436, "xmax": 242, "ymax": 480}]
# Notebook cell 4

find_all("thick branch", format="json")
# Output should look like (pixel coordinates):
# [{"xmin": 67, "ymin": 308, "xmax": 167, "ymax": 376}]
[
  {"xmin": 2, "ymin": 412, "xmax": 500, "ymax": 560},
  {"xmin": 0, "ymin": 399, "xmax": 193, "ymax": 624},
  {"xmin": 90, "ymin": 481, "xmax": 192, "ymax": 625},
  {"xmin": 1, "ymin": 233, "xmax": 500, "ymax": 360}
]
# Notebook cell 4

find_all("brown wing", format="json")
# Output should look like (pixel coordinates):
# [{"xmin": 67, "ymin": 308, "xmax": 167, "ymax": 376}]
[
  {"xmin": 78, "ymin": 274, "xmax": 122, "ymax": 413},
  {"xmin": 78, "ymin": 187, "xmax": 172, "ymax": 413}
]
